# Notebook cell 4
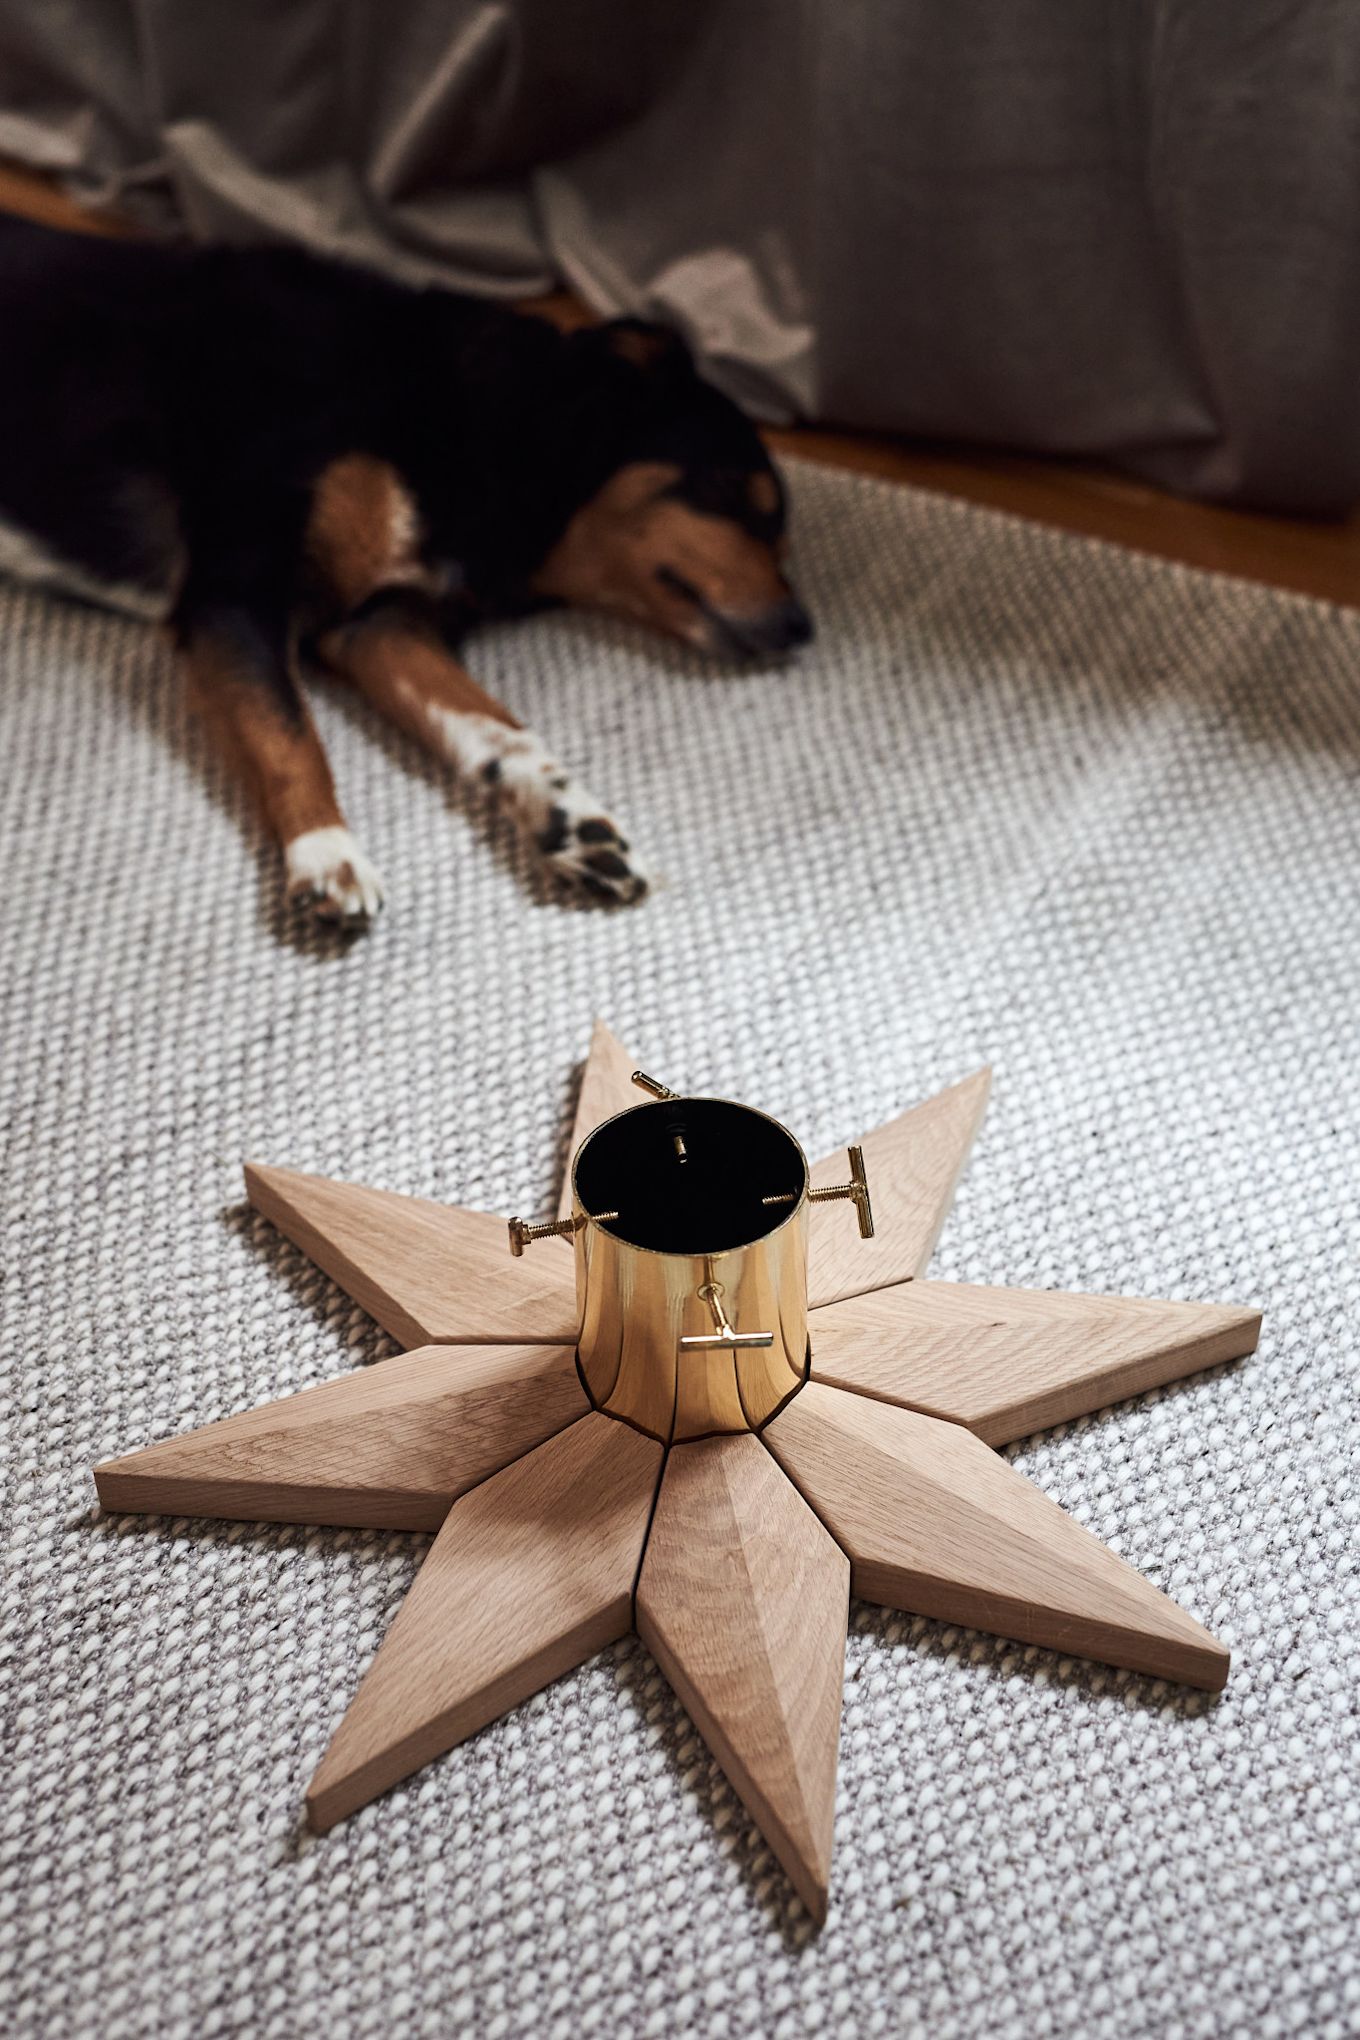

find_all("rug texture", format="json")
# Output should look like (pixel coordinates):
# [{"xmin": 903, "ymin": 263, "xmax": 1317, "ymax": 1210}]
[{"xmin": 1, "ymin": 461, "xmax": 1357, "ymax": 2039}]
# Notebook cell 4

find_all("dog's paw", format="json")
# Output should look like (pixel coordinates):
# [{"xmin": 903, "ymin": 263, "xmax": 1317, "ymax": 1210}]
[
  {"xmin": 285, "ymin": 826, "xmax": 385, "ymax": 926},
  {"xmin": 422, "ymin": 708, "xmax": 649, "ymax": 905},
  {"xmin": 538, "ymin": 804, "xmax": 649, "ymax": 904}
]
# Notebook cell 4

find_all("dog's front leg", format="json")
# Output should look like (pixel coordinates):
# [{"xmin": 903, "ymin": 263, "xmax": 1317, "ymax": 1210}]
[
  {"xmin": 316, "ymin": 597, "xmax": 648, "ymax": 903},
  {"xmin": 181, "ymin": 600, "xmax": 383, "ymax": 925}
]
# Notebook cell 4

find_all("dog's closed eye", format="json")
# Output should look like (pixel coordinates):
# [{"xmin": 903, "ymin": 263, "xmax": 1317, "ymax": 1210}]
[{"xmin": 655, "ymin": 565, "xmax": 701, "ymax": 606}]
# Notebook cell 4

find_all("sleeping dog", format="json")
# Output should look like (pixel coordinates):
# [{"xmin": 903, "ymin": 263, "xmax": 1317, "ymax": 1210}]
[{"xmin": 0, "ymin": 216, "xmax": 810, "ymax": 920}]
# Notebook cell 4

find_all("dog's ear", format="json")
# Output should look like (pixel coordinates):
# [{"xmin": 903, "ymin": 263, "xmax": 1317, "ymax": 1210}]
[{"xmin": 577, "ymin": 318, "xmax": 696, "ymax": 383}]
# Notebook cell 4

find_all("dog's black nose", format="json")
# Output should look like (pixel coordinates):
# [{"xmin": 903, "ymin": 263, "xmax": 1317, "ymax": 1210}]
[
  {"xmin": 712, "ymin": 596, "xmax": 814, "ymax": 657},
  {"xmin": 774, "ymin": 597, "xmax": 814, "ymax": 650}
]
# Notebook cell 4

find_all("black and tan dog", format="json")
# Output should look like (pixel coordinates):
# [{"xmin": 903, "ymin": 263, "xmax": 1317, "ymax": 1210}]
[{"xmin": 0, "ymin": 216, "xmax": 810, "ymax": 920}]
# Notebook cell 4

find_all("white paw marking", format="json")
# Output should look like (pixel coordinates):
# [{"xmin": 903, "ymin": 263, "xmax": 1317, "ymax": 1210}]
[
  {"xmin": 400, "ymin": 693, "xmax": 648, "ymax": 903},
  {"xmin": 285, "ymin": 827, "xmax": 385, "ymax": 924}
]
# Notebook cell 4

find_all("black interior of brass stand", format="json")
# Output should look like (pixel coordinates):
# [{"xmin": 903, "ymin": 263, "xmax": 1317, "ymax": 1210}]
[{"xmin": 576, "ymin": 1100, "xmax": 805, "ymax": 1254}]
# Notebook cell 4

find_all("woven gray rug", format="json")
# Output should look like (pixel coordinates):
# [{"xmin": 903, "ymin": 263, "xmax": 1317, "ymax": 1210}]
[{"xmin": 2, "ymin": 460, "xmax": 1357, "ymax": 2040}]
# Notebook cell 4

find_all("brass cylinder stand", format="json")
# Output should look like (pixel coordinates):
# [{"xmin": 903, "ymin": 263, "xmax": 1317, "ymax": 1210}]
[{"xmin": 509, "ymin": 1071, "xmax": 873, "ymax": 1445}]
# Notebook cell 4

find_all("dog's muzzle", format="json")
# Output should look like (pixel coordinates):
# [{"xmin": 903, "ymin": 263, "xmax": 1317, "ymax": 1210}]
[{"xmin": 704, "ymin": 595, "xmax": 814, "ymax": 660}]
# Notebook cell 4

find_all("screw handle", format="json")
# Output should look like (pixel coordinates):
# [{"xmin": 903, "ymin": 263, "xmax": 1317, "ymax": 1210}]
[
  {"xmin": 808, "ymin": 1142, "xmax": 875, "ymax": 1239},
  {"xmin": 507, "ymin": 1214, "xmax": 578, "ymax": 1257},
  {"xmin": 678, "ymin": 1280, "xmax": 774, "ymax": 1354},
  {"xmin": 507, "ymin": 1208, "xmax": 619, "ymax": 1255}
]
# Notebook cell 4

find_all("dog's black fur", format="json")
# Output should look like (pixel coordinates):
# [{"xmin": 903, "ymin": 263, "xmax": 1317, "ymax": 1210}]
[{"xmin": 0, "ymin": 215, "xmax": 808, "ymax": 917}]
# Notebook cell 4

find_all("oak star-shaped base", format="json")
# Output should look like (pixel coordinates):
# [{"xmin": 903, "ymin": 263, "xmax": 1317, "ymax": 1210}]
[{"xmin": 95, "ymin": 1022, "xmax": 1260, "ymax": 1920}]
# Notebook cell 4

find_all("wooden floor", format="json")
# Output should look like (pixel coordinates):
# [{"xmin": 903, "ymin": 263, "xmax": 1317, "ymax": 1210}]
[
  {"xmin": 3, "ymin": 158, "xmax": 1356, "ymax": 609},
  {"xmin": 769, "ymin": 428, "xmax": 1360, "ymax": 610}
]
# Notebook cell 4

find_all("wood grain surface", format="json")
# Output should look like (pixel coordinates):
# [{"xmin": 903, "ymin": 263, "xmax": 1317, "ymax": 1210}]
[
  {"xmin": 246, "ymin": 1161, "xmax": 576, "ymax": 1347},
  {"xmin": 806, "ymin": 1069, "xmax": 991, "ymax": 1308},
  {"xmin": 810, "ymin": 1280, "xmax": 1260, "ymax": 1445},
  {"xmin": 637, "ymin": 1433, "xmax": 849, "ymax": 1920},
  {"xmin": 765, "ymin": 1381, "xmax": 1229, "ymax": 1689},
  {"xmin": 94, "ymin": 1343, "xmax": 589, "ymax": 1531},
  {"xmin": 306, "ymin": 1412, "xmax": 662, "ymax": 1831}
]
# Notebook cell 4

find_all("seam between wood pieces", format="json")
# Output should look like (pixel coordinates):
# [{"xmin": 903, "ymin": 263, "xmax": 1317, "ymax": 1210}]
[
  {"xmin": 627, "ymin": 1440, "xmax": 670, "ymax": 1630},
  {"xmin": 754, "ymin": 1415, "xmax": 857, "ymax": 1575}
]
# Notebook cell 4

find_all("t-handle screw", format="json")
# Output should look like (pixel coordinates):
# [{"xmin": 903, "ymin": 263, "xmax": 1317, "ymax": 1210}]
[
  {"xmin": 808, "ymin": 1143, "xmax": 875, "ymax": 1238},
  {"xmin": 631, "ymin": 1070, "xmax": 677, "ymax": 1101},
  {"xmin": 507, "ymin": 1214, "xmax": 579, "ymax": 1257},
  {"xmin": 678, "ymin": 1280, "xmax": 774, "ymax": 1353},
  {"xmin": 506, "ymin": 1210, "xmax": 619, "ymax": 1256}
]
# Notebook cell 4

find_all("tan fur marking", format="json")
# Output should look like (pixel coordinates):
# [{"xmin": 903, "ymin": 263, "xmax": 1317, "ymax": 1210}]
[
  {"xmin": 749, "ymin": 471, "xmax": 780, "ymax": 516},
  {"xmin": 531, "ymin": 461, "xmax": 788, "ymax": 645},
  {"xmin": 306, "ymin": 455, "xmax": 428, "ymax": 611},
  {"xmin": 318, "ymin": 615, "xmax": 522, "ymax": 740},
  {"xmin": 185, "ymin": 637, "xmax": 344, "ymax": 847}
]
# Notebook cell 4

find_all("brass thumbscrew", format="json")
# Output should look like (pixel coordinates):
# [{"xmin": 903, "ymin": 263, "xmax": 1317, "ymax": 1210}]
[
  {"xmin": 782, "ymin": 1142, "xmax": 875, "ymax": 1238},
  {"xmin": 633, "ymin": 1070, "xmax": 688, "ymax": 1160},
  {"xmin": 507, "ymin": 1210, "xmax": 617, "ymax": 1256},
  {"xmin": 507, "ymin": 1214, "xmax": 579, "ymax": 1257},
  {"xmin": 678, "ymin": 1280, "xmax": 773, "ymax": 1354}
]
